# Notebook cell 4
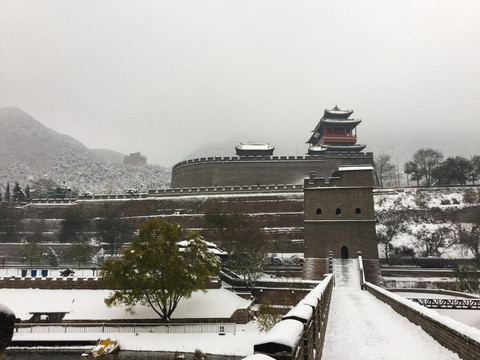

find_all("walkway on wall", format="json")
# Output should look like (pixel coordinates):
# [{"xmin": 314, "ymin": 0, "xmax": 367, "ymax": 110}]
[{"xmin": 322, "ymin": 259, "xmax": 461, "ymax": 360}]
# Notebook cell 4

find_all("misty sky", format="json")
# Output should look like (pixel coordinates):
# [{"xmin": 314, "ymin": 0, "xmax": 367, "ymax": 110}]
[{"xmin": 1, "ymin": 1, "xmax": 480, "ymax": 166}]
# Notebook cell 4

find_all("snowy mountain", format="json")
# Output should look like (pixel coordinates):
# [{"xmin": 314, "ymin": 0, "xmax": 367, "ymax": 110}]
[{"xmin": 0, "ymin": 107, "xmax": 170, "ymax": 193}]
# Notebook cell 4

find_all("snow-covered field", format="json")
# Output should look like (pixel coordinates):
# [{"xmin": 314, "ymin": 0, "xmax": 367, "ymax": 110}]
[
  {"xmin": 1, "ymin": 288, "xmax": 259, "ymax": 356},
  {"xmin": 0, "ymin": 288, "xmax": 251, "ymax": 321},
  {"xmin": 11, "ymin": 324, "xmax": 261, "ymax": 356}
]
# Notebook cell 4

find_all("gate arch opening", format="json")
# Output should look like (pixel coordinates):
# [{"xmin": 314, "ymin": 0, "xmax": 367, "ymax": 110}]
[{"xmin": 341, "ymin": 246, "xmax": 349, "ymax": 259}]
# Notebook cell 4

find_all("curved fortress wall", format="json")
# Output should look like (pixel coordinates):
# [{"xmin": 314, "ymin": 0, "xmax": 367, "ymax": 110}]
[{"xmin": 171, "ymin": 153, "xmax": 374, "ymax": 188}]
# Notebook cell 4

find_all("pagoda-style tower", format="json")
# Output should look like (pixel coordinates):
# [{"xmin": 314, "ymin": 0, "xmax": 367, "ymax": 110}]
[{"xmin": 307, "ymin": 106, "xmax": 366, "ymax": 154}]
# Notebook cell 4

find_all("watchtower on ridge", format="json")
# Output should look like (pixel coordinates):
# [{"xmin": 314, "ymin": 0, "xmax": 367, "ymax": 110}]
[
  {"xmin": 307, "ymin": 105, "xmax": 366, "ymax": 154},
  {"xmin": 302, "ymin": 165, "xmax": 379, "ymax": 281}
]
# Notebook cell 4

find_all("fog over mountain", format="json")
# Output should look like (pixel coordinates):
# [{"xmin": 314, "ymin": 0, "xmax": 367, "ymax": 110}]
[{"xmin": 0, "ymin": 107, "xmax": 170, "ymax": 194}]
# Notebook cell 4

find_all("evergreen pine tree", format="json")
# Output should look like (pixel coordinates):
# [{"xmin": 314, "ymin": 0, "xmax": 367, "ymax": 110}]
[
  {"xmin": 5, "ymin": 182, "xmax": 10, "ymax": 202},
  {"xmin": 25, "ymin": 184, "xmax": 31, "ymax": 201},
  {"xmin": 12, "ymin": 182, "xmax": 25, "ymax": 202}
]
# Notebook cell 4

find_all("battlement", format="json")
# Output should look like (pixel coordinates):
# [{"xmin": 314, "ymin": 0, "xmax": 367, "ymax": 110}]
[
  {"xmin": 147, "ymin": 183, "xmax": 303, "ymax": 196},
  {"xmin": 172, "ymin": 152, "xmax": 374, "ymax": 172},
  {"xmin": 171, "ymin": 152, "xmax": 374, "ymax": 189}
]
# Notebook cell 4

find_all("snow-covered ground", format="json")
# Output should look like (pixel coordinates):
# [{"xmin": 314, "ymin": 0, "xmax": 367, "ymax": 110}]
[
  {"xmin": 0, "ymin": 288, "xmax": 251, "ymax": 321},
  {"xmin": 1, "ymin": 288, "xmax": 259, "ymax": 356},
  {"xmin": 322, "ymin": 260, "xmax": 463, "ymax": 360},
  {"xmin": 11, "ymin": 323, "xmax": 260, "ymax": 356},
  {"xmin": 395, "ymin": 291, "xmax": 480, "ymax": 331},
  {"xmin": 375, "ymin": 186, "xmax": 480, "ymax": 259}
]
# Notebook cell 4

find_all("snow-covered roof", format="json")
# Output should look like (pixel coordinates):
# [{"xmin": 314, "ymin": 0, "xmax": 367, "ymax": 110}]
[
  {"xmin": 176, "ymin": 239, "xmax": 227, "ymax": 256},
  {"xmin": 235, "ymin": 143, "xmax": 274, "ymax": 150},
  {"xmin": 338, "ymin": 165, "xmax": 374, "ymax": 172},
  {"xmin": 242, "ymin": 355, "xmax": 276, "ymax": 360},
  {"xmin": 254, "ymin": 319, "xmax": 303, "ymax": 349},
  {"xmin": 325, "ymin": 106, "xmax": 354, "ymax": 118}
]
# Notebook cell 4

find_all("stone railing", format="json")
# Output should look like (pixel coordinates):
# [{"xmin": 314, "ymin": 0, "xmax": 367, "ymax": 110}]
[
  {"xmin": 251, "ymin": 274, "xmax": 334, "ymax": 360},
  {"xmin": 366, "ymin": 282, "xmax": 480, "ymax": 360}
]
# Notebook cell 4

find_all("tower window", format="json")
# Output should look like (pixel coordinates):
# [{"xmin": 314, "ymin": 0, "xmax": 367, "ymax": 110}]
[
  {"xmin": 355, "ymin": 207, "xmax": 362, "ymax": 215},
  {"xmin": 336, "ymin": 208, "xmax": 342, "ymax": 215},
  {"xmin": 316, "ymin": 208, "xmax": 322, "ymax": 215}
]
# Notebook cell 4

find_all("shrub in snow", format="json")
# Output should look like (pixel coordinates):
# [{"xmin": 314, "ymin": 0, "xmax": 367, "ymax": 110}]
[
  {"xmin": 193, "ymin": 348, "xmax": 207, "ymax": 359},
  {"xmin": 43, "ymin": 246, "xmax": 59, "ymax": 267},
  {"xmin": 453, "ymin": 265, "xmax": 479, "ymax": 293},
  {"xmin": 92, "ymin": 248, "xmax": 106, "ymax": 267},
  {"xmin": 257, "ymin": 303, "xmax": 282, "ymax": 332},
  {"xmin": 414, "ymin": 191, "xmax": 431, "ymax": 208},
  {"xmin": 463, "ymin": 188, "xmax": 480, "ymax": 204}
]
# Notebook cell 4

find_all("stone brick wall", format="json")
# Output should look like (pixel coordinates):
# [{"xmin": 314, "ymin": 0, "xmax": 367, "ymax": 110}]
[
  {"xmin": 366, "ymin": 283, "xmax": 480, "ymax": 360},
  {"xmin": 303, "ymin": 166, "xmax": 378, "ymax": 261},
  {"xmin": 0, "ymin": 276, "xmax": 221, "ymax": 290},
  {"xmin": 1, "ymin": 191, "xmax": 306, "ymax": 255},
  {"xmin": 171, "ymin": 153, "xmax": 374, "ymax": 188},
  {"xmin": 0, "ymin": 276, "xmax": 104, "ymax": 289}
]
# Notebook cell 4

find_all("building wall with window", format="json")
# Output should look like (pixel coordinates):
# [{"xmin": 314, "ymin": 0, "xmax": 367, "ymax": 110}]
[{"xmin": 303, "ymin": 166, "xmax": 378, "ymax": 265}]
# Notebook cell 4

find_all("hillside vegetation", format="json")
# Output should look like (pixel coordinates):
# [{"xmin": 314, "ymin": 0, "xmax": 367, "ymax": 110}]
[{"xmin": 0, "ymin": 107, "xmax": 170, "ymax": 194}]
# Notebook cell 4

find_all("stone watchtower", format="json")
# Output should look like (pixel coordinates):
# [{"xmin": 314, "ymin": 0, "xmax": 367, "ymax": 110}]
[{"xmin": 302, "ymin": 165, "xmax": 379, "ymax": 281}]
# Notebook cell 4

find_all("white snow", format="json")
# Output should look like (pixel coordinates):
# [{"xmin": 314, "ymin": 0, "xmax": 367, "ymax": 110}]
[
  {"xmin": 368, "ymin": 283, "xmax": 480, "ymax": 343},
  {"xmin": 297, "ymin": 295, "xmax": 318, "ymax": 308},
  {"xmin": 338, "ymin": 165, "xmax": 374, "ymax": 172},
  {"xmin": 242, "ymin": 355, "xmax": 275, "ymax": 360},
  {"xmin": 0, "ymin": 288, "xmax": 251, "ymax": 321},
  {"xmin": 254, "ymin": 319, "xmax": 303, "ymax": 349},
  {"xmin": 236, "ymin": 143, "xmax": 273, "ymax": 150},
  {"xmin": 282, "ymin": 304, "xmax": 313, "ymax": 322},
  {"xmin": 11, "ymin": 322, "xmax": 261, "ymax": 356},
  {"xmin": 322, "ymin": 261, "xmax": 464, "ymax": 359}
]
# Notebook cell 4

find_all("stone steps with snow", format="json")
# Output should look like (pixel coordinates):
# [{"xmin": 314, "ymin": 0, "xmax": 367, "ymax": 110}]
[{"xmin": 333, "ymin": 259, "xmax": 360, "ymax": 289}]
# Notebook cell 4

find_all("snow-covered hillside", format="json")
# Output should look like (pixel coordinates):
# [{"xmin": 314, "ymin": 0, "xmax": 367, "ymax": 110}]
[
  {"xmin": 0, "ymin": 107, "xmax": 171, "ymax": 193},
  {"xmin": 374, "ymin": 187, "xmax": 480, "ymax": 259}
]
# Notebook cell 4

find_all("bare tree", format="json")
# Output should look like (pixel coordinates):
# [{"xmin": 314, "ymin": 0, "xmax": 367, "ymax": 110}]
[
  {"xmin": 376, "ymin": 211, "xmax": 410, "ymax": 264},
  {"xmin": 414, "ymin": 225, "xmax": 453, "ymax": 257},
  {"xmin": 374, "ymin": 154, "xmax": 396, "ymax": 188},
  {"xmin": 456, "ymin": 222, "xmax": 480, "ymax": 267}
]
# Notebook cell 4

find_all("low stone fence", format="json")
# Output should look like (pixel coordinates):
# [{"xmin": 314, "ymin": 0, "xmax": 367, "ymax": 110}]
[
  {"xmin": 0, "ymin": 276, "xmax": 104, "ymax": 290},
  {"xmin": 366, "ymin": 282, "xmax": 480, "ymax": 360},
  {"xmin": 0, "ymin": 276, "xmax": 222, "ymax": 291}
]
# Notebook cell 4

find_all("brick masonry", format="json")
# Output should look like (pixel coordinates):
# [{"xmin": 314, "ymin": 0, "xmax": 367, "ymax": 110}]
[
  {"xmin": 171, "ymin": 153, "xmax": 374, "ymax": 188},
  {"xmin": 303, "ymin": 166, "xmax": 379, "ymax": 281}
]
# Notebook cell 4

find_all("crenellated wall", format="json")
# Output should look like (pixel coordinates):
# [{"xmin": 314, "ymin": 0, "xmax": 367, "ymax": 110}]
[{"xmin": 171, "ymin": 153, "xmax": 374, "ymax": 188}]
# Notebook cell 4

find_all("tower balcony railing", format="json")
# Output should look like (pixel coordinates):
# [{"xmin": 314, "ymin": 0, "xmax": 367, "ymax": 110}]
[{"xmin": 320, "ymin": 135, "xmax": 357, "ymax": 143}]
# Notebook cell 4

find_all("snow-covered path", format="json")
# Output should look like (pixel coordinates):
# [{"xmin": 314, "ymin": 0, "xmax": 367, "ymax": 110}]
[{"xmin": 322, "ymin": 260, "xmax": 462, "ymax": 360}]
